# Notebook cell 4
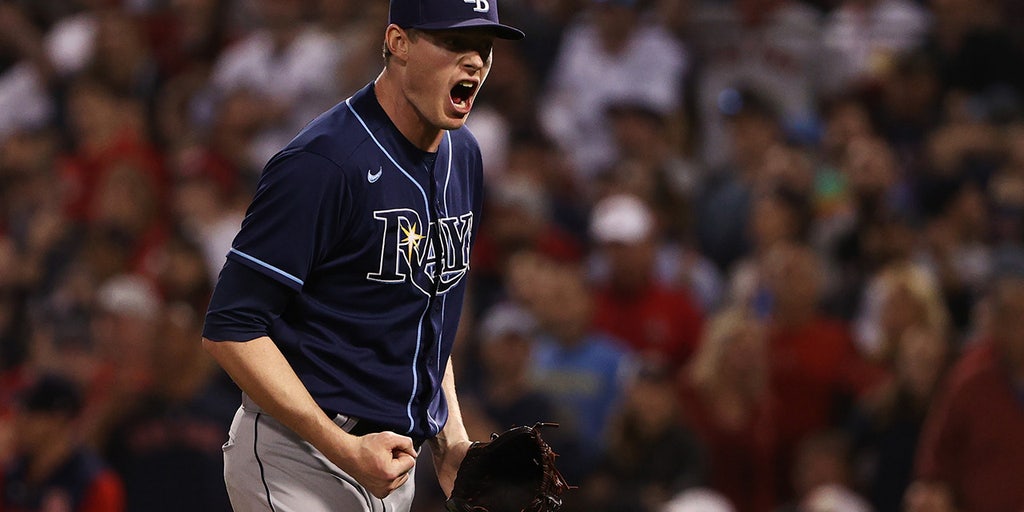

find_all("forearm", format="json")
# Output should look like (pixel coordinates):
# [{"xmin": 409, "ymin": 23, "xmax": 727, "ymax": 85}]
[
  {"xmin": 430, "ymin": 356, "xmax": 473, "ymax": 497},
  {"xmin": 202, "ymin": 336, "xmax": 358, "ymax": 462},
  {"xmin": 434, "ymin": 357, "xmax": 471, "ymax": 450}
]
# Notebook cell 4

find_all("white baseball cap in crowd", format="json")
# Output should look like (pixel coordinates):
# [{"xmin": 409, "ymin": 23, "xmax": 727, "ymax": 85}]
[
  {"xmin": 661, "ymin": 488, "xmax": 736, "ymax": 512},
  {"xmin": 802, "ymin": 484, "xmax": 873, "ymax": 512},
  {"xmin": 96, "ymin": 274, "xmax": 161, "ymax": 320},
  {"xmin": 479, "ymin": 302, "xmax": 537, "ymax": 343},
  {"xmin": 589, "ymin": 194, "xmax": 654, "ymax": 245}
]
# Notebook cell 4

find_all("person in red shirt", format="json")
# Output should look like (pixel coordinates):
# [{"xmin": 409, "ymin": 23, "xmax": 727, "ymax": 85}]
[
  {"xmin": 760, "ymin": 242, "xmax": 885, "ymax": 500},
  {"xmin": 589, "ymin": 194, "xmax": 704, "ymax": 368},
  {"xmin": 0, "ymin": 374, "xmax": 125, "ymax": 512},
  {"xmin": 908, "ymin": 270, "xmax": 1024, "ymax": 512}
]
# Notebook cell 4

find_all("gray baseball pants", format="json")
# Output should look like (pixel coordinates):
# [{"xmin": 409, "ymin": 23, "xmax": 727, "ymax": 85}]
[{"xmin": 221, "ymin": 394, "xmax": 416, "ymax": 512}]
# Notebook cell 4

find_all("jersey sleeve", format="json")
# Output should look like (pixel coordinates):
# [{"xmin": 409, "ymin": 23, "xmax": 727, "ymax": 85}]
[{"xmin": 225, "ymin": 149, "xmax": 347, "ymax": 291}]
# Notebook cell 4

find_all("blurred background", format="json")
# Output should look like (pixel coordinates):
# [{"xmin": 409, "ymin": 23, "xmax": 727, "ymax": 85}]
[{"xmin": 0, "ymin": 0, "xmax": 1022, "ymax": 511}]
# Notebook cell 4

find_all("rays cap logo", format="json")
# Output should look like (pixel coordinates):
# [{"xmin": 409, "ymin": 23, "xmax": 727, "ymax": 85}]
[{"xmin": 389, "ymin": 0, "xmax": 525, "ymax": 40}]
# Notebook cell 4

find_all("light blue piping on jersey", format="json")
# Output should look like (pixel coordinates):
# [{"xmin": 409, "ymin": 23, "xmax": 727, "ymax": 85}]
[
  {"xmin": 427, "ymin": 132, "xmax": 455, "ymax": 435},
  {"xmin": 437, "ymin": 132, "xmax": 453, "ymax": 375},
  {"xmin": 443, "ymin": 131, "xmax": 453, "ymax": 214},
  {"xmin": 344, "ymin": 98, "xmax": 433, "ymax": 435},
  {"xmin": 229, "ymin": 248, "xmax": 304, "ymax": 286}
]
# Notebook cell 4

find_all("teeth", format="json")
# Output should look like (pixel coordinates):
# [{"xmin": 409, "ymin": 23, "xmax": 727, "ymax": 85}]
[{"xmin": 459, "ymin": 81, "xmax": 474, "ymax": 88}]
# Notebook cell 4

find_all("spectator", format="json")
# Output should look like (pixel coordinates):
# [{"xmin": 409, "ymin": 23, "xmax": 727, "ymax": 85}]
[
  {"xmin": 471, "ymin": 174, "xmax": 583, "ymax": 312},
  {"xmin": 0, "ymin": 374, "xmax": 125, "ymax": 512},
  {"xmin": 872, "ymin": 51, "xmax": 943, "ymax": 163},
  {"xmin": 527, "ymin": 261, "xmax": 634, "ymax": 469},
  {"xmin": 601, "ymin": 101, "xmax": 699, "ymax": 242},
  {"xmin": 727, "ymin": 184, "xmax": 813, "ymax": 313},
  {"xmin": 466, "ymin": 40, "xmax": 545, "ymax": 177},
  {"xmin": 143, "ymin": 0, "xmax": 233, "ymax": 81},
  {"xmin": 780, "ymin": 431, "xmax": 872, "ymax": 512},
  {"xmin": 598, "ymin": 102, "xmax": 724, "ymax": 311},
  {"xmin": 822, "ymin": 135, "xmax": 911, "ymax": 319},
  {"xmin": 584, "ymin": 362, "xmax": 705, "ymax": 512},
  {"xmin": 924, "ymin": 0, "xmax": 1024, "ymax": 98},
  {"xmin": 820, "ymin": 0, "xmax": 932, "ymax": 95},
  {"xmin": 853, "ymin": 260, "xmax": 949, "ymax": 361},
  {"xmin": 315, "ymin": 0, "xmax": 388, "ymax": 99},
  {"xmin": 87, "ymin": 9, "xmax": 159, "ymax": 103},
  {"xmin": 151, "ymin": 231, "xmax": 214, "ymax": 314},
  {"xmin": 694, "ymin": 88, "xmax": 784, "ymax": 272},
  {"xmin": 910, "ymin": 268, "xmax": 1024, "ymax": 512},
  {"xmin": 588, "ymin": 194, "xmax": 704, "ymax": 368},
  {"xmin": 849, "ymin": 324, "xmax": 951, "ymax": 512},
  {"xmin": 690, "ymin": 0, "xmax": 822, "ymax": 167},
  {"xmin": 679, "ymin": 307, "xmax": 777, "ymax": 512},
  {"xmin": 469, "ymin": 302, "xmax": 557, "ymax": 434},
  {"xmin": 761, "ymin": 242, "xmax": 884, "ymax": 500},
  {"xmin": 209, "ymin": 0, "xmax": 340, "ymax": 175},
  {"xmin": 918, "ymin": 174, "xmax": 994, "ymax": 337},
  {"xmin": 168, "ymin": 143, "xmax": 245, "ymax": 286},
  {"xmin": 460, "ymin": 301, "xmax": 584, "ymax": 484},
  {"xmin": 539, "ymin": 0, "xmax": 688, "ymax": 178},
  {"xmin": 810, "ymin": 95, "xmax": 878, "ymax": 259},
  {"xmin": 77, "ymin": 274, "xmax": 162, "ymax": 450},
  {"xmin": 103, "ymin": 303, "xmax": 236, "ymax": 512}
]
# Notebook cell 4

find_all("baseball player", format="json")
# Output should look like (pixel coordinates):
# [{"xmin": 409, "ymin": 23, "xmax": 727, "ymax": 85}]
[{"xmin": 200, "ymin": 0, "xmax": 524, "ymax": 510}]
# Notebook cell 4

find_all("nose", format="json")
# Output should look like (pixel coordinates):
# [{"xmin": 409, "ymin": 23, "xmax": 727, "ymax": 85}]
[{"xmin": 462, "ymin": 51, "xmax": 486, "ymax": 74}]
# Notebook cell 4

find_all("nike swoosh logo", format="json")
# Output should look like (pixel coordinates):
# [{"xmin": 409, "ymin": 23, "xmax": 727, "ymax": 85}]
[{"xmin": 367, "ymin": 166, "xmax": 383, "ymax": 183}]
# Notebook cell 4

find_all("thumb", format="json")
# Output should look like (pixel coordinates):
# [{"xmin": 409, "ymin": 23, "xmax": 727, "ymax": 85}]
[
  {"xmin": 392, "ymin": 450, "xmax": 417, "ymax": 473},
  {"xmin": 381, "ymin": 432, "xmax": 417, "ymax": 460}
]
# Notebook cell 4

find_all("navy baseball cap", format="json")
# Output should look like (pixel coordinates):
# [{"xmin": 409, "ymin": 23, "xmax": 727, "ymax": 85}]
[{"xmin": 389, "ymin": 0, "xmax": 525, "ymax": 40}]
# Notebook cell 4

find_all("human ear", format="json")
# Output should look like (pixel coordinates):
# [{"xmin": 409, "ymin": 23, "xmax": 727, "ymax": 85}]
[{"xmin": 384, "ymin": 24, "xmax": 410, "ymax": 62}]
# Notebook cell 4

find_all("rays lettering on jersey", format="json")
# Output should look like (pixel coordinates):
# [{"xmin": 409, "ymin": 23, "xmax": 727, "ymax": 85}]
[{"xmin": 367, "ymin": 208, "xmax": 473, "ymax": 295}]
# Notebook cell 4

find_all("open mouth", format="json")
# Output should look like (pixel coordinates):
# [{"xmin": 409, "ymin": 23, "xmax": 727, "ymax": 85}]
[{"xmin": 450, "ymin": 80, "xmax": 476, "ymax": 109}]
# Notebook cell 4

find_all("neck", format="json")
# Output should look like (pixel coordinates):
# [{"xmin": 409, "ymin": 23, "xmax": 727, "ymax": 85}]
[
  {"xmin": 374, "ymin": 70, "xmax": 444, "ymax": 152},
  {"xmin": 774, "ymin": 304, "xmax": 815, "ymax": 328},
  {"xmin": 270, "ymin": 26, "xmax": 299, "ymax": 52}
]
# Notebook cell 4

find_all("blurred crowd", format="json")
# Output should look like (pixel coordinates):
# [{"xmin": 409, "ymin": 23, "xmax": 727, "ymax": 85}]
[{"xmin": 0, "ymin": 0, "xmax": 1023, "ymax": 511}]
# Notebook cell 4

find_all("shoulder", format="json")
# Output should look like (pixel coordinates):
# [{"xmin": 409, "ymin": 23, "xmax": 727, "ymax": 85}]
[
  {"xmin": 943, "ymin": 342, "xmax": 1001, "ymax": 396},
  {"xmin": 446, "ymin": 128, "xmax": 485, "ymax": 179},
  {"xmin": 278, "ymin": 101, "xmax": 375, "ymax": 173},
  {"xmin": 448, "ymin": 127, "xmax": 483, "ymax": 156}
]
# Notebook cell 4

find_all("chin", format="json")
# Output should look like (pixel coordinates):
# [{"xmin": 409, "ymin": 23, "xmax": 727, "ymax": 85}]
[{"xmin": 438, "ymin": 114, "xmax": 469, "ymax": 131}]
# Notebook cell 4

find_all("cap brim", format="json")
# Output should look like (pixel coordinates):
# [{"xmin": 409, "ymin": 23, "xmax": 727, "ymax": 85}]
[{"xmin": 411, "ymin": 18, "xmax": 525, "ymax": 40}]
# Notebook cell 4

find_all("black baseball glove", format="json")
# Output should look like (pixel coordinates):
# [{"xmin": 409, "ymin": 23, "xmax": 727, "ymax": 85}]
[{"xmin": 446, "ymin": 423, "xmax": 571, "ymax": 512}]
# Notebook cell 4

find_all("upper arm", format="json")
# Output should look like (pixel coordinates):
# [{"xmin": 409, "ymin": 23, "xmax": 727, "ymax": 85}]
[{"xmin": 226, "ymin": 150, "xmax": 348, "ymax": 291}]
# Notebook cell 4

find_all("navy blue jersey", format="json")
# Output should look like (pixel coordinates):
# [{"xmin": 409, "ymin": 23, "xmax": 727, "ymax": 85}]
[{"xmin": 203, "ymin": 82, "xmax": 483, "ymax": 441}]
